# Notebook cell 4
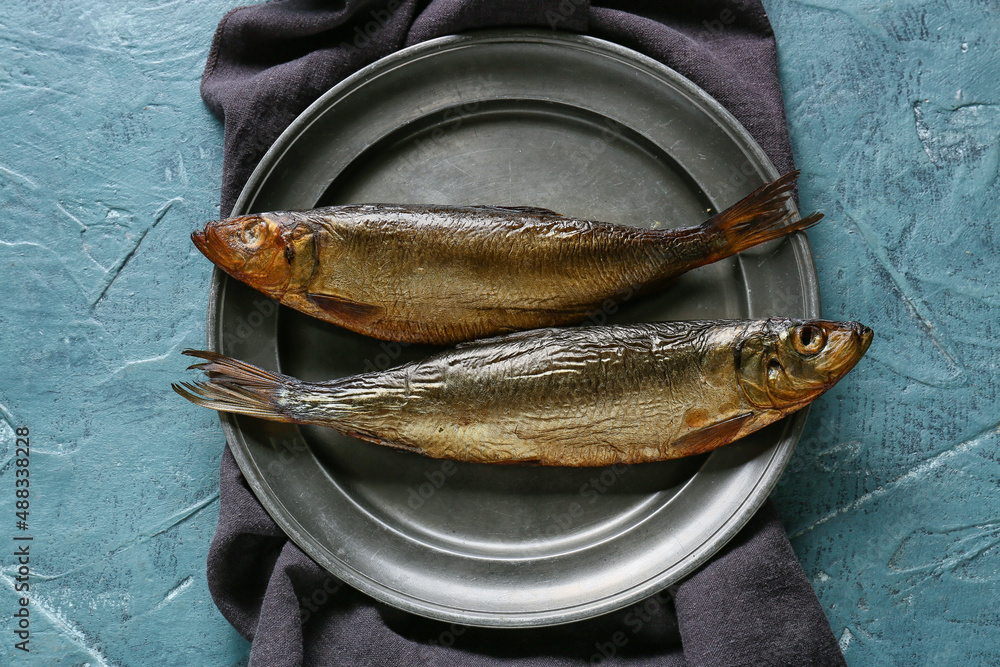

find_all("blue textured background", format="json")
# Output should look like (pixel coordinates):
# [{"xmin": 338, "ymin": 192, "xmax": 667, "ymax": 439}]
[
  {"xmin": 769, "ymin": 0, "xmax": 1000, "ymax": 662},
  {"xmin": 0, "ymin": 1, "xmax": 996, "ymax": 664}
]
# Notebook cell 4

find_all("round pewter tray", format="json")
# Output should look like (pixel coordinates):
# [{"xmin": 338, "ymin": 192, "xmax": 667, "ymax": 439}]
[{"xmin": 208, "ymin": 30, "xmax": 819, "ymax": 627}]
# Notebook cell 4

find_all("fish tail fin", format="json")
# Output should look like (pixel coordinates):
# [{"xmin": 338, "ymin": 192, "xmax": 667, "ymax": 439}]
[
  {"xmin": 699, "ymin": 170, "xmax": 823, "ymax": 260},
  {"xmin": 172, "ymin": 349, "xmax": 300, "ymax": 423}
]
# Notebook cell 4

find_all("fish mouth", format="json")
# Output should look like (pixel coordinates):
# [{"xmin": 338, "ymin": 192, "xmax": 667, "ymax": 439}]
[
  {"xmin": 824, "ymin": 322, "xmax": 873, "ymax": 380},
  {"xmin": 803, "ymin": 321, "xmax": 872, "ymax": 385},
  {"xmin": 191, "ymin": 223, "xmax": 254, "ymax": 285},
  {"xmin": 191, "ymin": 226, "xmax": 227, "ymax": 267},
  {"xmin": 191, "ymin": 229, "xmax": 209, "ymax": 255}
]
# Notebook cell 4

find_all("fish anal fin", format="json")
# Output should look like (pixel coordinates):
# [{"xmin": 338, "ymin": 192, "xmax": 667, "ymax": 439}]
[
  {"xmin": 339, "ymin": 428, "xmax": 428, "ymax": 456},
  {"xmin": 670, "ymin": 412, "xmax": 753, "ymax": 458},
  {"xmin": 490, "ymin": 457, "xmax": 544, "ymax": 466},
  {"xmin": 306, "ymin": 293, "xmax": 383, "ymax": 323}
]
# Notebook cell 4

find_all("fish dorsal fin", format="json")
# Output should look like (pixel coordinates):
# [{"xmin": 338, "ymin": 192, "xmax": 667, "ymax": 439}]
[
  {"xmin": 670, "ymin": 412, "xmax": 753, "ymax": 458},
  {"xmin": 478, "ymin": 205, "xmax": 565, "ymax": 218},
  {"xmin": 452, "ymin": 326, "xmax": 556, "ymax": 350}
]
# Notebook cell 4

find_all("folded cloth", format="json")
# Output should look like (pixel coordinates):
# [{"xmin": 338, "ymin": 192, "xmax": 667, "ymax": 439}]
[{"xmin": 201, "ymin": 2, "xmax": 845, "ymax": 665}]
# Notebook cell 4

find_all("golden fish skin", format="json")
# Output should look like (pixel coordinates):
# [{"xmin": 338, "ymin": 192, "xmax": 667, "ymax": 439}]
[
  {"xmin": 174, "ymin": 319, "xmax": 872, "ymax": 467},
  {"xmin": 192, "ymin": 172, "xmax": 821, "ymax": 345}
]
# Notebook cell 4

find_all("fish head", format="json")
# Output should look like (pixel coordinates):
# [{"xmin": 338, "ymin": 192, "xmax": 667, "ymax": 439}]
[
  {"xmin": 737, "ymin": 318, "xmax": 873, "ymax": 411},
  {"xmin": 192, "ymin": 213, "xmax": 314, "ymax": 296}
]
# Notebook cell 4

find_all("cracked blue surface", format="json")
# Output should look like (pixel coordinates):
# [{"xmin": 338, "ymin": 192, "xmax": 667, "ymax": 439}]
[
  {"xmin": 0, "ymin": 1, "xmax": 243, "ymax": 664},
  {"xmin": 0, "ymin": 0, "xmax": 996, "ymax": 664},
  {"xmin": 767, "ymin": 0, "xmax": 1000, "ymax": 662}
]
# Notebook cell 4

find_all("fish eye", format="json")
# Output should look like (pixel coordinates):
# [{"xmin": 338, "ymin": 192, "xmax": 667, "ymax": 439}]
[
  {"xmin": 240, "ymin": 219, "xmax": 265, "ymax": 248},
  {"xmin": 793, "ymin": 324, "xmax": 826, "ymax": 356}
]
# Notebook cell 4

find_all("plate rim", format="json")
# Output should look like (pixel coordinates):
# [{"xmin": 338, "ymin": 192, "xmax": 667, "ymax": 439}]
[{"xmin": 207, "ymin": 28, "xmax": 820, "ymax": 627}]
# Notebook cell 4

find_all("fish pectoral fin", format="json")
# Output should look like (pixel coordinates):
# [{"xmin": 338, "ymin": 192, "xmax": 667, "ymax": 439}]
[
  {"xmin": 670, "ymin": 412, "xmax": 753, "ymax": 457},
  {"xmin": 478, "ymin": 205, "xmax": 565, "ymax": 217},
  {"xmin": 306, "ymin": 293, "xmax": 383, "ymax": 323}
]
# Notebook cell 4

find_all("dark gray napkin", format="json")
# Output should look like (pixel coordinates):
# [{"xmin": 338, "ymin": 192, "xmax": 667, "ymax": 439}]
[{"xmin": 201, "ymin": 2, "xmax": 845, "ymax": 665}]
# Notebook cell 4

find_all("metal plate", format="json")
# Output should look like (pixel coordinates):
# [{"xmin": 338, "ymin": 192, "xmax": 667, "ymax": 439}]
[{"xmin": 208, "ymin": 30, "xmax": 819, "ymax": 627}]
